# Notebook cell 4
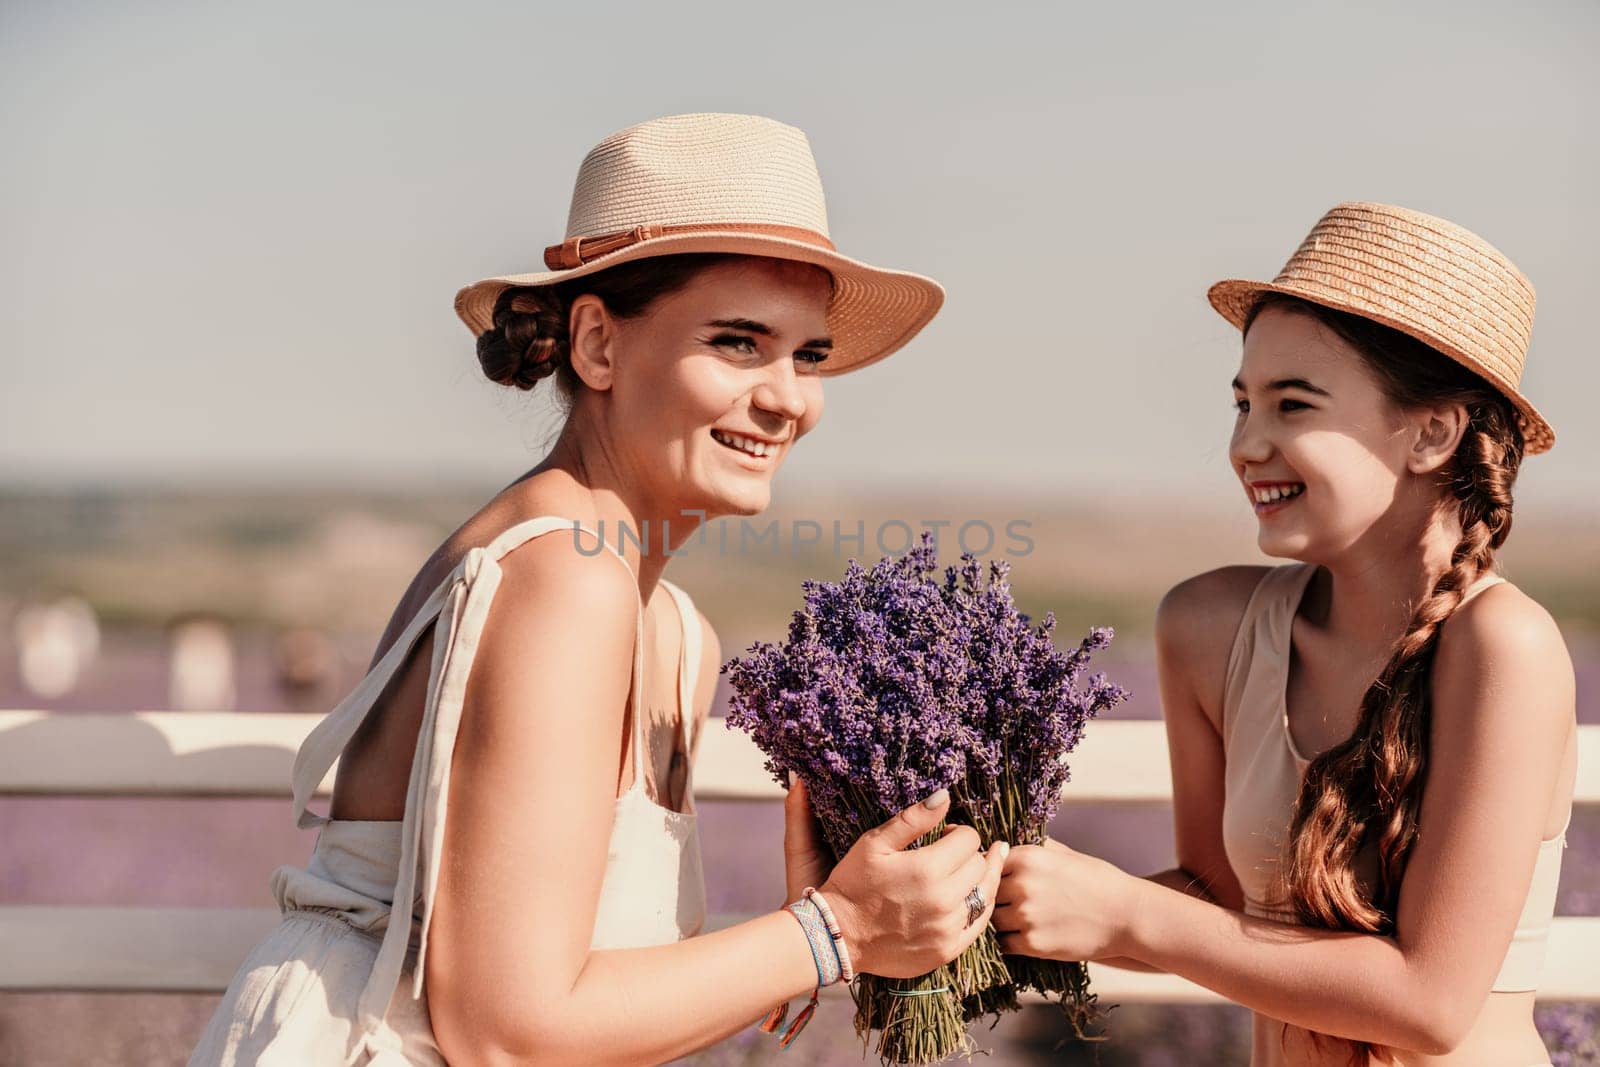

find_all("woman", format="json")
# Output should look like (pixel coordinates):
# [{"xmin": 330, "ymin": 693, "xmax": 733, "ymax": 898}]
[
  {"xmin": 993, "ymin": 203, "xmax": 1577, "ymax": 1065},
  {"xmin": 189, "ymin": 112, "xmax": 1008, "ymax": 1066}
]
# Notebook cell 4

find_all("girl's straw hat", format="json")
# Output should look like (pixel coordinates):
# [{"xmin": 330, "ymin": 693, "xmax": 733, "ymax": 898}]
[
  {"xmin": 454, "ymin": 113, "xmax": 944, "ymax": 376},
  {"xmin": 1207, "ymin": 202, "xmax": 1554, "ymax": 453}
]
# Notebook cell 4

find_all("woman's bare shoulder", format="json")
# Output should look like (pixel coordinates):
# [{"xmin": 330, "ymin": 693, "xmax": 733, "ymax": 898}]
[
  {"xmin": 406, "ymin": 485, "xmax": 592, "ymax": 593},
  {"xmin": 460, "ymin": 529, "xmax": 641, "ymax": 741},
  {"xmin": 371, "ymin": 502, "xmax": 628, "ymax": 666},
  {"xmin": 487, "ymin": 527, "xmax": 640, "ymax": 638}
]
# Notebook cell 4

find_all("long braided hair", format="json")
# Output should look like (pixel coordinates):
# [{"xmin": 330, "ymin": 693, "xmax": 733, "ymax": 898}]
[{"xmin": 1247, "ymin": 294, "xmax": 1526, "ymax": 1065}]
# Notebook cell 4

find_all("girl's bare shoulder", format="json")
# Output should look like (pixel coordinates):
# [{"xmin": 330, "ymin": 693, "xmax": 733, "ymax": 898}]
[
  {"xmin": 1156, "ymin": 565, "xmax": 1275, "ymax": 662},
  {"xmin": 1436, "ymin": 579, "xmax": 1574, "ymax": 693},
  {"xmin": 1154, "ymin": 565, "xmax": 1277, "ymax": 726}
]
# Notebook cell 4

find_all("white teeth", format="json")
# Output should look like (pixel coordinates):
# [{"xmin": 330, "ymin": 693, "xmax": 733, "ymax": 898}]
[
  {"xmin": 713, "ymin": 430, "xmax": 774, "ymax": 458},
  {"xmin": 1253, "ymin": 484, "xmax": 1304, "ymax": 504}
]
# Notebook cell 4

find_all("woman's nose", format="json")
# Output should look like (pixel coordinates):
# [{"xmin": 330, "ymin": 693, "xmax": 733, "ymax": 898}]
[{"xmin": 753, "ymin": 359, "xmax": 809, "ymax": 423}]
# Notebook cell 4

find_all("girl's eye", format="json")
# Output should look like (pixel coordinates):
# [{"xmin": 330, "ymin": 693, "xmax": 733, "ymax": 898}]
[
  {"xmin": 1233, "ymin": 397, "xmax": 1310, "ymax": 414},
  {"xmin": 795, "ymin": 351, "xmax": 829, "ymax": 366}
]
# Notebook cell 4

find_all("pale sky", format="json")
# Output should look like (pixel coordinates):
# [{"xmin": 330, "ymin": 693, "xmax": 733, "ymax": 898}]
[{"xmin": 3, "ymin": 0, "xmax": 1595, "ymax": 512}]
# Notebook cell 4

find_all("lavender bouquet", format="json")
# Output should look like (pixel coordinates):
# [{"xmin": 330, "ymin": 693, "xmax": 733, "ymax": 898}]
[{"xmin": 724, "ymin": 534, "xmax": 1128, "ymax": 1064}]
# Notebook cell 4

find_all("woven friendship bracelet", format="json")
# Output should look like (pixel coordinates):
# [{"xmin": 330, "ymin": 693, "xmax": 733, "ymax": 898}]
[
  {"xmin": 801, "ymin": 887, "xmax": 855, "ymax": 982},
  {"xmin": 787, "ymin": 897, "xmax": 843, "ymax": 987},
  {"xmin": 756, "ymin": 896, "xmax": 844, "ymax": 1050}
]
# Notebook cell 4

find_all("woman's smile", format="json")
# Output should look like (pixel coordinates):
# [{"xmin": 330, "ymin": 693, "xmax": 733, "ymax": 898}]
[{"xmin": 710, "ymin": 427, "xmax": 785, "ymax": 467}]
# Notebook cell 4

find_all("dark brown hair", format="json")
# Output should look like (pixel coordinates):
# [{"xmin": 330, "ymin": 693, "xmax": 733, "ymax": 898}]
[
  {"xmin": 476, "ymin": 253, "xmax": 748, "ymax": 404},
  {"xmin": 1246, "ymin": 293, "xmax": 1525, "ymax": 1064}
]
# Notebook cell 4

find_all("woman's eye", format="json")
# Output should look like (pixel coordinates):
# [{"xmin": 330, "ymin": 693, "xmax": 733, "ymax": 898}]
[
  {"xmin": 711, "ymin": 334, "xmax": 759, "ymax": 355},
  {"xmin": 1279, "ymin": 399, "xmax": 1309, "ymax": 412},
  {"xmin": 796, "ymin": 351, "xmax": 829, "ymax": 366},
  {"xmin": 1233, "ymin": 398, "xmax": 1250, "ymax": 414}
]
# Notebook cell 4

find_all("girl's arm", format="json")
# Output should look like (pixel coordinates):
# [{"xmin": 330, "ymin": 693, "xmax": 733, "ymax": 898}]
[
  {"xmin": 1081, "ymin": 868, "xmax": 1217, "ymax": 973},
  {"xmin": 1081, "ymin": 568, "xmax": 1259, "ymax": 971},
  {"xmin": 1001, "ymin": 582, "xmax": 1575, "ymax": 1055},
  {"xmin": 423, "ymin": 538, "xmax": 1007, "ymax": 1067}
]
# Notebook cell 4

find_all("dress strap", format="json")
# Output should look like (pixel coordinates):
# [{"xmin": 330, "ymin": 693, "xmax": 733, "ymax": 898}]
[
  {"xmin": 1458, "ymin": 570, "xmax": 1506, "ymax": 607},
  {"xmin": 288, "ymin": 574, "xmax": 454, "ymax": 832},
  {"xmin": 1221, "ymin": 564, "xmax": 1314, "ymax": 738},
  {"xmin": 292, "ymin": 515, "xmax": 645, "ymax": 1065}
]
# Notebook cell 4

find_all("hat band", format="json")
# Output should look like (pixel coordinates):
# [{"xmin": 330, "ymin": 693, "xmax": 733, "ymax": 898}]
[{"xmin": 543, "ymin": 222, "xmax": 836, "ymax": 271}]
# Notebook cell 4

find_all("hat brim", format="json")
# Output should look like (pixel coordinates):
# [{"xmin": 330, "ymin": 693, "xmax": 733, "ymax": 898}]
[
  {"xmin": 1207, "ymin": 277, "xmax": 1555, "ymax": 454},
  {"xmin": 454, "ymin": 231, "xmax": 944, "ymax": 377}
]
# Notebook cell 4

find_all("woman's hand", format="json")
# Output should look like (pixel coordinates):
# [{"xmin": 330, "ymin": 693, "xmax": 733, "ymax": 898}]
[
  {"xmin": 781, "ymin": 776, "xmax": 836, "ymax": 905},
  {"xmin": 992, "ymin": 836, "xmax": 1139, "ymax": 962},
  {"xmin": 812, "ymin": 788, "xmax": 1008, "ymax": 979}
]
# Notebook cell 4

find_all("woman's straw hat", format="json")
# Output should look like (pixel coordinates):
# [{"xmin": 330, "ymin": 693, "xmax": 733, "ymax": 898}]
[
  {"xmin": 454, "ymin": 113, "xmax": 944, "ymax": 376},
  {"xmin": 1208, "ymin": 202, "xmax": 1554, "ymax": 453}
]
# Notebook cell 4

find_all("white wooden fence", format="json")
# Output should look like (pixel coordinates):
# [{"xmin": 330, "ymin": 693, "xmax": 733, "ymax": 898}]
[{"xmin": 2, "ymin": 711, "xmax": 1596, "ymax": 1004}]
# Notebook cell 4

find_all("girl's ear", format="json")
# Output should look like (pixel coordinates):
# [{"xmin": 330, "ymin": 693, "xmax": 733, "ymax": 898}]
[
  {"xmin": 1407, "ymin": 400, "xmax": 1469, "ymax": 475},
  {"xmin": 568, "ymin": 294, "xmax": 617, "ymax": 392}
]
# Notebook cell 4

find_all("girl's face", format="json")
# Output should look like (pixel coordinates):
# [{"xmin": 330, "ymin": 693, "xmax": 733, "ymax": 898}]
[
  {"xmin": 1229, "ymin": 305, "xmax": 1425, "ymax": 562},
  {"xmin": 580, "ymin": 256, "xmax": 832, "ymax": 520}
]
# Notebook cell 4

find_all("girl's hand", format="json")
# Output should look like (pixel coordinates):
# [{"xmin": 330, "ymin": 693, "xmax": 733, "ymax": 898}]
[
  {"xmin": 813, "ymin": 789, "xmax": 1008, "ymax": 979},
  {"xmin": 993, "ymin": 837, "xmax": 1138, "ymax": 961}
]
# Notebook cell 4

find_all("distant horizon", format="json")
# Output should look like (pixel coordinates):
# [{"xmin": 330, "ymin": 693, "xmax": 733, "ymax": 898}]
[{"xmin": 4, "ymin": 470, "xmax": 1598, "ymax": 525}]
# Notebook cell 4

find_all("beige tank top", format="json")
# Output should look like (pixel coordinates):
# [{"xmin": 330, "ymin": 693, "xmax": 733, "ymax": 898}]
[
  {"xmin": 1220, "ymin": 563, "xmax": 1569, "ymax": 993},
  {"xmin": 285, "ymin": 515, "xmax": 707, "ymax": 1059}
]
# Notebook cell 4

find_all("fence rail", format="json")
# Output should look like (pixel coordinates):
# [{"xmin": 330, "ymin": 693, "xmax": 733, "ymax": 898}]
[{"xmin": 3, "ymin": 711, "xmax": 1596, "ymax": 1002}]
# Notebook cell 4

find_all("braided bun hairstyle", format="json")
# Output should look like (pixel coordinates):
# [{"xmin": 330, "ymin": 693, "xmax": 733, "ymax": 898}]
[
  {"xmin": 1247, "ymin": 293, "xmax": 1525, "ymax": 1066},
  {"xmin": 475, "ymin": 253, "xmax": 747, "ymax": 402}
]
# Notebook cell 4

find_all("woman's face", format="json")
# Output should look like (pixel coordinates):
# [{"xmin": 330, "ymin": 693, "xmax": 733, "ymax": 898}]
[
  {"xmin": 586, "ymin": 256, "xmax": 832, "ymax": 520},
  {"xmin": 1228, "ymin": 304, "xmax": 1424, "ymax": 563}
]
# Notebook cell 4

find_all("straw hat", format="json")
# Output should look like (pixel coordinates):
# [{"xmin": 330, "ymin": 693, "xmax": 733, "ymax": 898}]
[
  {"xmin": 453, "ymin": 113, "xmax": 944, "ymax": 376},
  {"xmin": 1207, "ymin": 202, "xmax": 1553, "ymax": 453}
]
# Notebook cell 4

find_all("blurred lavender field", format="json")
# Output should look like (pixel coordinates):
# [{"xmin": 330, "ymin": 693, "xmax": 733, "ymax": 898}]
[{"xmin": 2, "ymin": 488, "xmax": 1596, "ymax": 1065}]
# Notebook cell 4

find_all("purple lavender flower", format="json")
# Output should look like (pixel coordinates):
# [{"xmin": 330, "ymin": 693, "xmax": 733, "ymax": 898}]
[
  {"xmin": 722, "ymin": 532, "xmax": 1130, "ymax": 1061},
  {"xmin": 1536, "ymin": 1002, "xmax": 1600, "ymax": 1067},
  {"xmin": 722, "ymin": 529, "xmax": 1128, "ymax": 860}
]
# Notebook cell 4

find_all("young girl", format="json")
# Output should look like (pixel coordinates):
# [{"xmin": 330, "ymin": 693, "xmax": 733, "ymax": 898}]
[
  {"xmin": 994, "ymin": 202, "xmax": 1577, "ymax": 1066},
  {"xmin": 189, "ymin": 113, "xmax": 1008, "ymax": 1066}
]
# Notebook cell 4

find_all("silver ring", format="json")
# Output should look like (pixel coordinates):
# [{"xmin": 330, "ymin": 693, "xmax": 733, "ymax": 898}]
[{"xmin": 963, "ymin": 885, "xmax": 986, "ymax": 928}]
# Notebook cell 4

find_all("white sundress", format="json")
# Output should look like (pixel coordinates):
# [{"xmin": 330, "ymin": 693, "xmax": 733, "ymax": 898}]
[{"xmin": 188, "ymin": 515, "xmax": 709, "ymax": 1065}]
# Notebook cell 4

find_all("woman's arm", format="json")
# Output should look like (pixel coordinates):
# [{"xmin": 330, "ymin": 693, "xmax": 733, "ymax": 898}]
[
  {"xmin": 423, "ymin": 538, "xmax": 1006, "ymax": 1067},
  {"xmin": 1003, "ymin": 583, "xmax": 1575, "ymax": 1055}
]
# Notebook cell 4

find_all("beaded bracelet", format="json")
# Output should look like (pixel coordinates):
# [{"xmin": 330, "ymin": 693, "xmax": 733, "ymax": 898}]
[
  {"xmin": 802, "ymin": 886, "xmax": 855, "ymax": 982},
  {"xmin": 758, "ymin": 896, "xmax": 845, "ymax": 1049}
]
